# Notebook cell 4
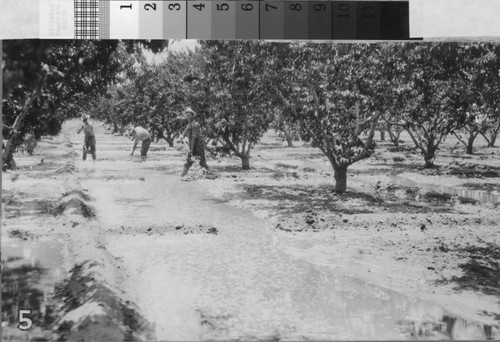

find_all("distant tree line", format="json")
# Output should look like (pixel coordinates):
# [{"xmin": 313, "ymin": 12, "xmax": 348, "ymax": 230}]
[{"xmin": 3, "ymin": 41, "xmax": 500, "ymax": 192}]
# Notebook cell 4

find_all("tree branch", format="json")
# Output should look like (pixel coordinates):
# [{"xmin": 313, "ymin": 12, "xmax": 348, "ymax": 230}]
[
  {"xmin": 223, "ymin": 136, "xmax": 243, "ymax": 158},
  {"xmin": 452, "ymin": 131, "xmax": 468, "ymax": 148},
  {"xmin": 3, "ymin": 74, "xmax": 46, "ymax": 166}
]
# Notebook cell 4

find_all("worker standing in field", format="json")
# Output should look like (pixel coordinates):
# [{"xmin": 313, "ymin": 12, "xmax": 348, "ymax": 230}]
[
  {"xmin": 129, "ymin": 126, "xmax": 151, "ymax": 160},
  {"xmin": 181, "ymin": 107, "xmax": 209, "ymax": 177},
  {"xmin": 77, "ymin": 115, "xmax": 96, "ymax": 161}
]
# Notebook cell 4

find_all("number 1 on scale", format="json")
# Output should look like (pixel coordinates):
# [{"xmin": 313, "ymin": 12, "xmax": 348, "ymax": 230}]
[{"xmin": 110, "ymin": 1, "xmax": 140, "ymax": 38}]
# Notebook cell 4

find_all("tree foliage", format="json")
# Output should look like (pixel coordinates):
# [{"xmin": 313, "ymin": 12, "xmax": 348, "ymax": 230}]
[
  {"xmin": 451, "ymin": 43, "xmax": 500, "ymax": 152},
  {"xmin": 194, "ymin": 41, "xmax": 274, "ymax": 169},
  {"xmin": 265, "ymin": 43, "xmax": 399, "ymax": 192},
  {"xmin": 95, "ymin": 49, "xmax": 198, "ymax": 147},
  {"xmin": 385, "ymin": 44, "xmax": 471, "ymax": 167},
  {"xmin": 2, "ymin": 40, "xmax": 135, "ymax": 169}
]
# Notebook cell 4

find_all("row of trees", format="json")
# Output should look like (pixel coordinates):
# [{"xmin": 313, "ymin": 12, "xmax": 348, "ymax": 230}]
[
  {"xmin": 95, "ymin": 42, "xmax": 500, "ymax": 192},
  {"xmin": 2, "ymin": 40, "xmax": 168, "ymax": 170},
  {"xmin": 3, "ymin": 41, "xmax": 499, "ymax": 192}
]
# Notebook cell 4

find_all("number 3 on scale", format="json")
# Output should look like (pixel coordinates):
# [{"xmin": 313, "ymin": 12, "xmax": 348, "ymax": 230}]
[{"xmin": 18, "ymin": 309, "xmax": 33, "ymax": 330}]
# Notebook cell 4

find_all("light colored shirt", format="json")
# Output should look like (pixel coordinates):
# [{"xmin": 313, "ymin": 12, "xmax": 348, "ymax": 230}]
[
  {"xmin": 79, "ymin": 123, "xmax": 94, "ymax": 138},
  {"xmin": 184, "ymin": 121, "xmax": 201, "ymax": 145},
  {"xmin": 132, "ymin": 127, "xmax": 151, "ymax": 142}
]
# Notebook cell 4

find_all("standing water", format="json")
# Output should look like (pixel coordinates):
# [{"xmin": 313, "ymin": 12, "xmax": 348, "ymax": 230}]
[
  {"xmin": 390, "ymin": 175, "xmax": 500, "ymax": 204},
  {"xmin": 82, "ymin": 170, "xmax": 499, "ymax": 340},
  {"xmin": 1, "ymin": 238, "xmax": 67, "ymax": 340},
  {"xmin": 2, "ymin": 120, "xmax": 499, "ymax": 340}
]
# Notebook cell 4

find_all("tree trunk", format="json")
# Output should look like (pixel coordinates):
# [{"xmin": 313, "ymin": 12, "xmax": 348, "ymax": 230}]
[
  {"xmin": 333, "ymin": 165, "xmax": 348, "ymax": 193},
  {"xmin": 490, "ymin": 134, "xmax": 497, "ymax": 148},
  {"xmin": 466, "ymin": 133, "xmax": 475, "ymax": 154},
  {"xmin": 2, "ymin": 150, "xmax": 17, "ymax": 171},
  {"xmin": 483, "ymin": 130, "xmax": 498, "ymax": 147},
  {"xmin": 241, "ymin": 154, "xmax": 250, "ymax": 170},
  {"xmin": 483, "ymin": 121, "xmax": 500, "ymax": 147},
  {"xmin": 387, "ymin": 126, "xmax": 399, "ymax": 147},
  {"xmin": 424, "ymin": 151, "xmax": 435, "ymax": 168},
  {"xmin": 285, "ymin": 132, "xmax": 294, "ymax": 147},
  {"xmin": 3, "ymin": 78, "xmax": 44, "ymax": 170},
  {"xmin": 379, "ymin": 129, "xmax": 386, "ymax": 141},
  {"xmin": 158, "ymin": 130, "xmax": 175, "ymax": 147}
]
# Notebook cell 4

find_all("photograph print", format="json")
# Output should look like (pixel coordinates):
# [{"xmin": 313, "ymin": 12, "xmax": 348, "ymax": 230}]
[{"xmin": 2, "ymin": 39, "xmax": 500, "ymax": 340}]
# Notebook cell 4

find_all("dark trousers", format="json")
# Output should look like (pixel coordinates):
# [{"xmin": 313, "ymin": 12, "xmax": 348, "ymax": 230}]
[
  {"xmin": 141, "ymin": 138, "xmax": 151, "ymax": 157},
  {"xmin": 182, "ymin": 140, "xmax": 209, "ymax": 175},
  {"xmin": 83, "ymin": 135, "xmax": 96, "ymax": 160}
]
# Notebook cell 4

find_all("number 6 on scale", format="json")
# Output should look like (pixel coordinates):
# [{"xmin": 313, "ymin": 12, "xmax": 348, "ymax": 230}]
[{"xmin": 18, "ymin": 309, "xmax": 33, "ymax": 330}]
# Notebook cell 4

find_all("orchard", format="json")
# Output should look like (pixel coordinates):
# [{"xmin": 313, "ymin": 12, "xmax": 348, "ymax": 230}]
[
  {"xmin": 90, "ymin": 42, "xmax": 500, "ymax": 191},
  {"xmin": 3, "ymin": 40, "xmax": 500, "ymax": 340}
]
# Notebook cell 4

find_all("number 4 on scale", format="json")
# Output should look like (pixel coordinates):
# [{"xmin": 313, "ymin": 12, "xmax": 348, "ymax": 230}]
[
  {"xmin": 193, "ymin": 3, "xmax": 205, "ymax": 11},
  {"xmin": 18, "ymin": 309, "xmax": 33, "ymax": 330}
]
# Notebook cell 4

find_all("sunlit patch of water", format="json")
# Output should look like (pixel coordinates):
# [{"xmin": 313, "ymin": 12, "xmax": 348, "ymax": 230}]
[
  {"xmin": 390, "ymin": 175, "xmax": 500, "ymax": 204},
  {"xmin": 98, "ymin": 172, "xmax": 499, "ymax": 340},
  {"xmin": 1, "ymin": 239, "xmax": 67, "ymax": 340}
]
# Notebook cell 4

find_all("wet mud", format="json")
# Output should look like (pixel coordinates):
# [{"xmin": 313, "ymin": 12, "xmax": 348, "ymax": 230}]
[
  {"xmin": 52, "ymin": 261, "xmax": 154, "ymax": 342},
  {"xmin": 2, "ymin": 121, "xmax": 500, "ymax": 341}
]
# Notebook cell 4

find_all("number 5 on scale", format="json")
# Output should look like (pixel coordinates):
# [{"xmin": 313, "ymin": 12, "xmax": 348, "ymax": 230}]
[{"xmin": 18, "ymin": 309, "xmax": 33, "ymax": 330}]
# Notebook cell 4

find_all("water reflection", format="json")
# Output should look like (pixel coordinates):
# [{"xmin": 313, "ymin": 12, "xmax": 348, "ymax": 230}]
[
  {"xmin": 1, "ymin": 241, "xmax": 65, "ymax": 340},
  {"xmin": 98, "ymin": 172, "xmax": 499, "ymax": 340},
  {"xmin": 390, "ymin": 175, "xmax": 500, "ymax": 204},
  {"xmin": 400, "ymin": 315, "xmax": 500, "ymax": 340}
]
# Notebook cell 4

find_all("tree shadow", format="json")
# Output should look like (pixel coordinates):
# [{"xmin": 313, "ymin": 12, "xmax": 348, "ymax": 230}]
[
  {"xmin": 52, "ymin": 261, "xmax": 155, "ymax": 341},
  {"xmin": 441, "ymin": 244, "xmax": 500, "ymax": 297},
  {"xmin": 1, "ymin": 262, "xmax": 55, "ymax": 340},
  {"xmin": 238, "ymin": 183, "xmax": 456, "ymax": 216}
]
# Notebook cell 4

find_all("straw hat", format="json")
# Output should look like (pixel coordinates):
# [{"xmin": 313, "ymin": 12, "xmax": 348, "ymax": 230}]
[{"xmin": 184, "ymin": 107, "xmax": 197, "ymax": 117}]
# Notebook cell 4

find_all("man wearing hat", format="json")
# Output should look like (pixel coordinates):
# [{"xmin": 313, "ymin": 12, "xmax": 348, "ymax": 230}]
[
  {"xmin": 181, "ymin": 107, "xmax": 209, "ymax": 176},
  {"xmin": 129, "ymin": 126, "xmax": 151, "ymax": 159},
  {"xmin": 77, "ymin": 115, "xmax": 96, "ymax": 161}
]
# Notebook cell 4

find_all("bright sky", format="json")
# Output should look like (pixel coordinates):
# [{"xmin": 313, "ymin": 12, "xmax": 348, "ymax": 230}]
[
  {"xmin": 169, "ymin": 39, "xmax": 198, "ymax": 52},
  {"xmin": 143, "ymin": 39, "xmax": 199, "ymax": 64}
]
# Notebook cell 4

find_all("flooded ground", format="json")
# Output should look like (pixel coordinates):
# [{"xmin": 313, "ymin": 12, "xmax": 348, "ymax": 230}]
[{"xmin": 2, "ymin": 120, "xmax": 500, "ymax": 340}]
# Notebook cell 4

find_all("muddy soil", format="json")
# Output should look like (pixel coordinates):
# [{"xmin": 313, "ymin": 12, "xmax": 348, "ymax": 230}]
[{"xmin": 2, "ymin": 121, "xmax": 500, "ymax": 341}]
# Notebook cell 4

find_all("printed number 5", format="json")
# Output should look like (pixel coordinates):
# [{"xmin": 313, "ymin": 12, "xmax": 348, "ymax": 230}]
[{"xmin": 18, "ymin": 309, "xmax": 33, "ymax": 330}]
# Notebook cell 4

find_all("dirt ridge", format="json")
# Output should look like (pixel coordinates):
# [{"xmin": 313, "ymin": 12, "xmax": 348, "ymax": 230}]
[{"xmin": 34, "ymin": 132, "xmax": 156, "ymax": 341}]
